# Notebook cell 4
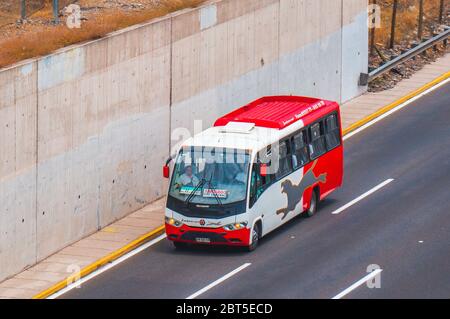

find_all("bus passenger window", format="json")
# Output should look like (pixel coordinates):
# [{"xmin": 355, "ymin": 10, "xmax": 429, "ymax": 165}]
[
  {"xmin": 309, "ymin": 122, "xmax": 327, "ymax": 160},
  {"xmin": 261, "ymin": 161, "xmax": 273, "ymax": 186},
  {"xmin": 292, "ymin": 131, "xmax": 309, "ymax": 168},
  {"xmin": 250, "ymin": 162, "xmax": 272, "ymax": 207},
  {"xmin": 256, "ymin": 149, "xmax": 274, "ymax": 187},
  {"xmin": 249, "ymin": 165, "xmax": 259, "ymax": 206},
  {"xmin": 325, "ymin": 114, "xmax": 341, "ymax": 150},
  {"xmin": 275, "ymin": 140, "xmax": 293, "ymax": 179}
]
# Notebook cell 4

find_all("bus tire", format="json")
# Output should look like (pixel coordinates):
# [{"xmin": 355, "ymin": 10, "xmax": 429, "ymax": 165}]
[
  {"xmin": 247, "ymin": 222, "xmax": 261, "ymax": 252},
  {"xmin": 304, "ymin": 189, "xmax": 319, "ymax": 218}
]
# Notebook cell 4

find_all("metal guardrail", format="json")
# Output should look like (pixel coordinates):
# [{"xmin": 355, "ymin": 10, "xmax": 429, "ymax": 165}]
[{"xmin": 360, "ymin": 26, "xmax": 450, "ymax": 86}]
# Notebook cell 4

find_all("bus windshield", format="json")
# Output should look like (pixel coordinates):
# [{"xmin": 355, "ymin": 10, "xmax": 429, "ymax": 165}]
[{"xmin": 168, "ymin": 147, "xmax": 251, "ymax": 205}]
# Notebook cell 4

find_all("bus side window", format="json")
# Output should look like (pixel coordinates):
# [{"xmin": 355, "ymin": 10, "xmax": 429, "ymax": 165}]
[
  {"xmin": 249, "ymin": 164, "xmax": 259, "ymax": 207},
  {"xmin": 261, "ymin": 161, "xmax": 273, "ymax": 186},
  {"xmin": 309, "ymin": 121, "xmax": 327, "ymax": 160},
  {"xmin": 262, "ymin": 146, "xmax": 274, "ymax": 186},
  {"xmin": 256, "ymin": 148, "xmax": 274, "ymax": 187},
  {"xmin": 275, "ymin": 140, "xmax": 293, "ymax": 179},
  {"xmin": 250, "ymin": 162, "xmax": 270, "ymax": 207},
  {"xmin": 325, "ymin": 113, "xmax": 341, "ymax": 150},
  {"xmin": 292, "ymin": 130, "xmax": 309, "ymax": 168}
]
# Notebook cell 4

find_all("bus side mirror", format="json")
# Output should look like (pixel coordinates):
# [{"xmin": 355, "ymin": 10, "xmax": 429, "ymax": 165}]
[
  {"xmin": 260, "ymin": 164, "xmax": 267, "ymax": 177},
  {"xmin": 163, "ymin": 165, "xmax": 170, "ymax": 179},
  {"xmin": 163, "ymin": 156, "xmax": 175, "ymax": 179}
]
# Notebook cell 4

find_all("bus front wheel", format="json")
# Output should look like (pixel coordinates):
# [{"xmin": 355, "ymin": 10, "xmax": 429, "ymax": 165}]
[{"xmin": 247, "ymin": 223, "xmax": 261, "ymax": 252}]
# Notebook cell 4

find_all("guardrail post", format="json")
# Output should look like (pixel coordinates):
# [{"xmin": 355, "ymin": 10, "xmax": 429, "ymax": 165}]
[
  {"xmin": 370, "ymin": 0, "xmax": 377, "ymax": 55},
  {"xmin": 53, "ymin": 0, "xmax": 59, "ymax": 23},
  {"xmin": 418, "ymin": 0, "xmax": 424, "ymax": 41},
  {"xmin": 439, "ymin": 0, "xmax": 445, "ymax": 24},
  {"xmin": 389, "ymin": 0, "xmax": 398, "ymax": 49},
  {"xmin": 21, "ymin": 0, "xmax": 26, "ymax": 20}
]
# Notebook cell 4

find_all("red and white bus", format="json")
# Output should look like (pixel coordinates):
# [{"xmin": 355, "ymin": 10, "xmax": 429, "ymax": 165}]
[{"xmin": 163, "ymin": 96, "xmax": 343, "ymax": 251}]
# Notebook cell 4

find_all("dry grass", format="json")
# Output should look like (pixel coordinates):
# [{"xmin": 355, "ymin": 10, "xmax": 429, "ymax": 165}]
[
  {"xmin": 0, "ymin": 0, "xmax": 205, "ymax": 69},
  {"xmin": 2, "ymin": 0, "xmax": 448, "ymax": 69},
  {"xmin": 372, "ymin": 0, "xmax": 449, "ymax": 48}
]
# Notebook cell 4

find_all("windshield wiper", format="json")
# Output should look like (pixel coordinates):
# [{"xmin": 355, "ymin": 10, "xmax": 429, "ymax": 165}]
[
  {"xmin": 184, "ymin": 178, "xmax": 207, "ymax": 206},
  {"xmin": 184, "ymin": 179, "xmax": 224, "ymax": 208},
  {"xmin": 206, "ymin": 179, "xmax": 223, "ymax": 207}
]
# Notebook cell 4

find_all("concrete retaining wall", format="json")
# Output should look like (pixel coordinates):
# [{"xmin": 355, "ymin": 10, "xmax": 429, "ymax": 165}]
[{"xmin": 0, "ymin": 0, "xmax": 368, "ymax": 281}]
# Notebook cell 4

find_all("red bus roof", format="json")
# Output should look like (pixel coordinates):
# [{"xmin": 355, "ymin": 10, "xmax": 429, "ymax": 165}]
[{"xmin": 214, "ymin": 96, "xmax": 339, "ymax": 130}]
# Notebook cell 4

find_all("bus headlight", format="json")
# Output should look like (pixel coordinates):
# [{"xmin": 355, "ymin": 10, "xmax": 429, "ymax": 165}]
[
  {"xmin": 165, "ymin": 217, "xmax": 183, "ymax": 227},
  {"xmin": 224, "ymin": 222, "xmax": 248, "ymax": 231}
]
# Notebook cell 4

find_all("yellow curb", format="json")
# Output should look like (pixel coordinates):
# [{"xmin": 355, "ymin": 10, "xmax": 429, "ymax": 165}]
[
  {"xmin": 343, "ymin": 71, "xmax": 450, "ymax": 136},
  {"xmin": 32, "ymin": 70, "xmax": 450, "ymax": 300},
  {"xmin": 32, "ymin": 225, "xmax": 165, "ymax": 299}
]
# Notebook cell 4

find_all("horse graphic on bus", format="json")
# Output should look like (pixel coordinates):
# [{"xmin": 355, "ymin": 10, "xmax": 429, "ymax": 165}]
[{"xmin": 276, "ymin": 160, "xmax": 327, "ymax": 220}]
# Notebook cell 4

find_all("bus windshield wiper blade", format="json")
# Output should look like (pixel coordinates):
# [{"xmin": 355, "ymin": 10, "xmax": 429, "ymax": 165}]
[
  {"xmin": 206, "ymin": 180, "xmax": 223, "ymax": 207},
  {"xmin": 184, "ymin": 178, "xmax": 207, "ymax": 206}
]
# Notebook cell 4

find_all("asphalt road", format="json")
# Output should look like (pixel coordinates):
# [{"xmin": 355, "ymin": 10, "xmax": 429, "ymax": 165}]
[{"xmin": 63, "ymin": 81, "xmax": 450, "ymax": 299}]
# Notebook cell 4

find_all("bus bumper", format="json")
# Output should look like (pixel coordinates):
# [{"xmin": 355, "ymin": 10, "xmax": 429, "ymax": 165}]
[{"xmin": 165, "ymin": 223, "xmax": 251, "ymax": 246}]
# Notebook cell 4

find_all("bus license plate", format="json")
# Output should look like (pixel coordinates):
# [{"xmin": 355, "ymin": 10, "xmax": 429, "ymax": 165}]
[{"xmin": 195, "ymin": 237, "xmax": 211, "ymax": 243}]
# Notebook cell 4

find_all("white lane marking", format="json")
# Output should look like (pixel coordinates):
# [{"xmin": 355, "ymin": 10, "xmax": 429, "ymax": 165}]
[
  {"xmin": 47, "ymin": 234, "xmax": 167, "ymax": 299},
  {"xmin": 331, "ymin": 179, "xmax": 394, "ymax": 215},
  {"xmin": 344, "ymin": 77, "xmax": 450, "ymax": 141},
  {"xmin": 332, "ymin": 269, "xmax": 383, "ymax": 299},
  {"xmin": 186, "ymin": 263, "xmax": 252, "ymax": 299}
]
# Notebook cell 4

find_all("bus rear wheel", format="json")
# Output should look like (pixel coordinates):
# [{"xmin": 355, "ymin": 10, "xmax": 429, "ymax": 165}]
[
  {"xmin": 247, "ymin": 223, "xmax": 261, "ymax": 252},
  {"xmin": 304, "ymin": 189, "xmax": 318, "ymax": 218}
]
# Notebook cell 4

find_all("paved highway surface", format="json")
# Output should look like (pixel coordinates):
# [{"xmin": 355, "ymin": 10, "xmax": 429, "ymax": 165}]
[{"xmin": 62, "ymin": 81, "xmax": 450, "ymax": 299}]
